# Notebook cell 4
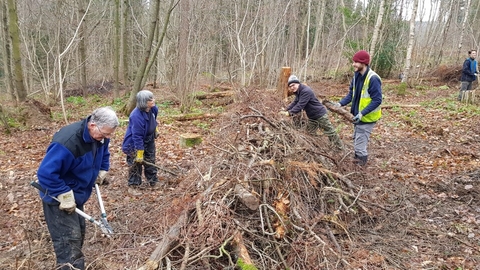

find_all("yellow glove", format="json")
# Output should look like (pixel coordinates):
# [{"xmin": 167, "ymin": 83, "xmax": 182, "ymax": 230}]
[
  {"xmin": 155, "ymin": 127, "xmax": 160, "ymax": 139},
  {"xmin": 135, "ymin": 150, "xmax": 144, "ymax": 163},
  {"xmin": 279, "ymin": 110, "xmax": 290, "ymax": 116},
  {"xmin": 57, "ymin": 190, "xmax": 76, "ymax": 214},
  {"xmin": 95, "ymin": 170, "xmax": 108, "ymax": 185}
]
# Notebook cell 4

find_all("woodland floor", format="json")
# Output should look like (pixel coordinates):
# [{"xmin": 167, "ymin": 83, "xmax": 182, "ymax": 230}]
[{"xmin": 1, "ymin": 78, "xmax": 480, "ymax": 270}]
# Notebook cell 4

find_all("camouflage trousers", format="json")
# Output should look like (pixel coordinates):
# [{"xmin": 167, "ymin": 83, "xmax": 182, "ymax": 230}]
[{"xmin": 306, "ymin": 114, "xmax": 343, "ymax": 150}]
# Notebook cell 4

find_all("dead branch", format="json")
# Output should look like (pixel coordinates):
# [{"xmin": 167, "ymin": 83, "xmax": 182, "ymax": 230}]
[
  {"xmin": 322, "ymin": 100, "xmax": 354, "ymax": 123},
  {"xmin": 194, "ymin": 91, "xmax": 234, "ymax": 100}
]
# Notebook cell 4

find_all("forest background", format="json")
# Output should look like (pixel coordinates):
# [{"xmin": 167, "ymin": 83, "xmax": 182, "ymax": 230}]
[
  {"xmin": 2, "ymin": 0, "xmax": 480, "ymax": 269},
  {"xmin": 1, "ymin": 0, "xmax": 478, "ymax": 111}
]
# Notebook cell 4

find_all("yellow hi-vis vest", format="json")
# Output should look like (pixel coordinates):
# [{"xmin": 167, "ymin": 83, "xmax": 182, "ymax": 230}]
[{"xmin": 352, "ymin": 69, "xmax": 382, "ymax": 123}]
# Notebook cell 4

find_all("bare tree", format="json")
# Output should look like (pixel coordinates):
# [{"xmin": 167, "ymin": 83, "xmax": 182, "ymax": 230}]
[
  {"xmin": 457, "ymin": 0, "xmax": 472, "ymax": 61},
  {"xmin": 369, "ymin": 0, "xmax": 386, "ymax": 58}
]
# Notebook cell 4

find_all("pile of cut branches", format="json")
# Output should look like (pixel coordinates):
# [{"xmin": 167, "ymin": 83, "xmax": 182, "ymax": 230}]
[{"xmin": 136, "ymin": 90, "xmax": 386, "ymax": 270}]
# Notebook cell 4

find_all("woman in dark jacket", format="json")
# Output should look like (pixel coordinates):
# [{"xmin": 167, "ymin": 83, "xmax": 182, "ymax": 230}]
[{"xmin": 122, "ymin": 90, "xmax": 159, "ymax": 187}]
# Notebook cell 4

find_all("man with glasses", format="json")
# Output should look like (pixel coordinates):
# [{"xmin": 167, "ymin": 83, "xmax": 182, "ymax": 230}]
[
  {"xmin": 36, "ymin": 106, "xmax": 119, "ymax": 270},
  {"xmin": 279, "ymin": 75, "xmax": 343, "ymax": 150}
]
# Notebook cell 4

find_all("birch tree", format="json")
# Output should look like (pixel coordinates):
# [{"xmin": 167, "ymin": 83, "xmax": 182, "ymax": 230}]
[
  {"xmin": 369, "ymin": 0, "xmax": 386, "ymax": 58},
  {"xmin": 456, "ymin": 0, "xmax": 472, "ymax": 61},
  {"xmin": 402, "ymin": 0, "xmax": 418, "ymax": 83}
]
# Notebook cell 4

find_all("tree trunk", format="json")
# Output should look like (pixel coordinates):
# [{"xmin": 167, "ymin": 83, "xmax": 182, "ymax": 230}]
[
  {"xmin": 401, "ymin": 0, "xmax": 418, "ymax": 84},
  {"xmin": 124, "ymin": 0, "xmax": 176, "ymax": 116},
  {"xmin": 0, "ymin": 0, "xmax": 15, "ymax": 102},
  {"xmin": 113, "ymin": 0, "xmax": 120, "ymax": 99},
  {"xmin": 369, "ymin": 0, "xmax": 386, "ymax": 58},
  {"xmin": 6, "ymin": 0, "xmax": 26, "ymax": 102},
  {"xmin": 456, "ymin": 0, "xmax": 472, "ymax": 62},
  {"xmin": 122, "ymin": 0, "xmax": 129, "ymax": 84},
  {"xmin": 178, "ymin": 0, "xmax": 191, "ymax": 113},
  {"xmin": 78, "ymin": 1, "xmax": 87, "ymax": 96},
  {"xmin": 124, "ymin": 0, "xmax": 161, "ymax": 115}
]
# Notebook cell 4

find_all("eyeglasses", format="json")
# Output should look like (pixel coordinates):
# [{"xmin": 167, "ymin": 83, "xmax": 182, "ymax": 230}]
[{"xmin": 96, "ymin": 125, "xmax": 114, "ymax": 138}]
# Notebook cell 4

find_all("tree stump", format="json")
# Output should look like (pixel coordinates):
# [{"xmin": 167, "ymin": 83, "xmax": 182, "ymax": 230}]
[
  {"xmin": 179, "ymin": 133, "xmax": 202, "ymax": 148},
  {"xmin": 277, "ymin": 67, "xmax": 291, "ymax": 102},
  {"xmin": 460, "ymin": 90, "xmax": 478, "ymax": 104}
]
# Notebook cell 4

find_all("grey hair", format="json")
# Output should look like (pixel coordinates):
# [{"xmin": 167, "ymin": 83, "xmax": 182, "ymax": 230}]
[
  {"xmin": 89, "ymin": 106, "xmax": 119, "ymax": 128},
  {"xmin": 136, "ymin": 90, "xmax": 154, "ymax": 111}
]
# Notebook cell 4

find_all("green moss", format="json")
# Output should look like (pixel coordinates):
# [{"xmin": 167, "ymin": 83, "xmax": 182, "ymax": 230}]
[{"xmin": 236, "ymin": 258, "xmax": 258, "ymax": 270}]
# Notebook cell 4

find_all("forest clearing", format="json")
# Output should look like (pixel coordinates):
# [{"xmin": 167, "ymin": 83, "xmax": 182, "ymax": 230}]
[
  {"xmin": 3, "ymin": 0, "xmax": 480, "ymax": 268},
  {"xmin": 1, "ymin": 77, "xmax": 480, "ymax": 270}
]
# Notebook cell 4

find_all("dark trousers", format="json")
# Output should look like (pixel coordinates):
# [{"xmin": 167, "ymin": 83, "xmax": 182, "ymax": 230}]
[
  {"xmin": 127, "ymin": 135, "xmax": 158, "ymax": 185},
  {"xmin": 43, "ymin": 201, "xmax": 86, "ymax": 270}
]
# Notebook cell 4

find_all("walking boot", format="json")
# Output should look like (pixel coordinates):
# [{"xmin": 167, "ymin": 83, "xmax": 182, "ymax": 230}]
[{"xmin": 354, "ymin": 155, "xmax": 368, "ymax": 166}]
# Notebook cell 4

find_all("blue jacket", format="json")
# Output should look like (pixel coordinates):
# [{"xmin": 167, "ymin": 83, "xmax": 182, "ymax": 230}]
[
  {"xmin": 286, "ymin": 84, "xmax": 327, "ymax": 119},
  {"xmin": 460, "ymin": 58, "xmax": 477, "ymax": 82},
  {"xmin": 122, "ymin": 106, "xmax": 158, "ymax": 155},
  {"xmin": 340, "ymin": 67, "xmax": 382, "ymax": 124},
  {"xmin": 37, "ymin": 116, "xmax": 111, "ymax": 205}
]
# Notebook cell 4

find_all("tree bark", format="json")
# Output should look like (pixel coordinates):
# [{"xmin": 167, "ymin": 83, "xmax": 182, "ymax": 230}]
[
  {"xmin": 369, "ymin": 0, "xmax": 385, "ymax": 58},
  {"xmin": 0, "ymin": 0, "xmax": 15, "ymax": 102},
  {"xmin": 401, "ymin": 0, "xmax": 418, "ymax": 84},
  {"xmin": 113, "ymin": 0, "xmax": 120, "ymax": 99},
  {"xmin": 6, "ymin": 0, "xmax": 26, "ymax": 102}
]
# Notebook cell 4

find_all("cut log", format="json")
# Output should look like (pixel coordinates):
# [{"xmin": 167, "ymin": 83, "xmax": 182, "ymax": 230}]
[
  {"xmin": 194, "ymin": 91, "xmax": 234, "ymax": 100},
  {"xmin": 277, "ymin": 67, "xmax": 291, "ymax": 101},
  {"xmin": 234, "ymin": 184, "xmax": 259, "ymax": 210},
  {"xmin": 322, "ymin": 100, "xmax": 354, "ymax": 123},
  {"xmin": 179, "ymin": 133, "xmax": 202, "ymax": 148}
]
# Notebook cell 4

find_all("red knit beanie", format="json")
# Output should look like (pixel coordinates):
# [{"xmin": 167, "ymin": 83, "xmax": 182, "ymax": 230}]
[{"xmin": 352, "ymin": 50, "xmax": 370, "ymax": 65}]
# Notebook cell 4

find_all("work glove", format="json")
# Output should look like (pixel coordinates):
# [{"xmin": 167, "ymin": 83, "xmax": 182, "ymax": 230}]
[
  {"xmin": 352, "ymin": 112, "xmax": 363, "ymax": 124},
  {"xmin": 154, "ymin": 127, "xmax": 160, "ymax": 139},
  {"xmin": 333, "ymin": 102, "xmax": 342, "ymax": 107},
  {"xmin": 95, "ymin": 170, "xmax": 107, "ymax": 185},
  {"xmin": 279, "ymin": 110, "xmax": 290, "ymax": 116},
  {"xmin": 135, "ymin": 150, "xmax": 144, "ymax": 163},
  {"xmin": 58, "ymin": 190, "xmax": 76, "ymax": 214}
]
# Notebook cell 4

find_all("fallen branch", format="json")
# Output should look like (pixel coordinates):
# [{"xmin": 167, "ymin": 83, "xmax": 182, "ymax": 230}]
[
  {"xmin": 194, "ymin": 91, "xmax": 234, "ymax": 100},
  {"xmin": 322, "ymin": 100, "xmax": 354, "ymax": 123},
  {"xmin": 143, "ymin": 160, "xmax": 178, "ymax": 176}
]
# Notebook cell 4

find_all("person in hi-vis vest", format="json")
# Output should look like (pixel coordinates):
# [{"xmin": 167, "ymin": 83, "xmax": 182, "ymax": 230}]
[{"xmin": 334, "ymin": 50, "xmax": 382, "ymax": 166}]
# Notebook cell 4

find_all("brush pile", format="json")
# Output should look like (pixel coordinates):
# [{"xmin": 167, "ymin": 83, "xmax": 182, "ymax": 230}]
[{"xmin": 134, "ymin": 89, "xmax": 386, "ymax": 270}]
